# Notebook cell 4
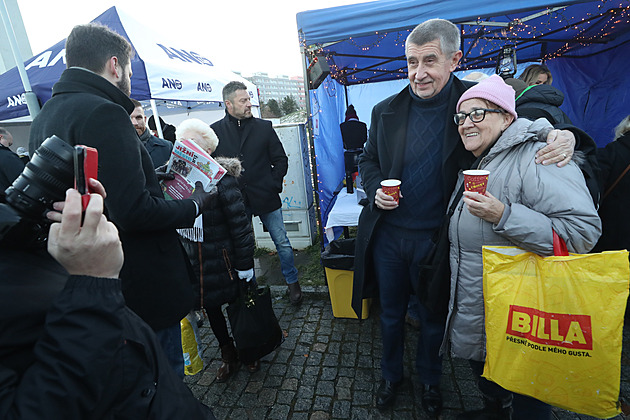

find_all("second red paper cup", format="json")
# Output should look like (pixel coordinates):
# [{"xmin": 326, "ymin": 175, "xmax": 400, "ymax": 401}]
[
  {"xmin": 463, "ymin": 170, "xmax": 490, "ymax": 194},
  {"xmin": 381, "ymin": 179, "xmax": 401, "ymax": 203}
]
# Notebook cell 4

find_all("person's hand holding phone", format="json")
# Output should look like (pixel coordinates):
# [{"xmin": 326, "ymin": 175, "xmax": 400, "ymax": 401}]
[
  {"xmin": 47, "ymin": 178, "xmax": 106, "ymax": 223},
  {"xmin": 47, "ymin": 187, "xmax": 123, "ymax": 279},
  {"xmin": 74, "ymin": 145, "xmax": 98, "ymax": 210}
]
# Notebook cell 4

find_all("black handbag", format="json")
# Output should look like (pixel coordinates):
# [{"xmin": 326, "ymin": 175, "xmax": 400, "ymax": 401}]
[{"xmin": 226, "ymin": 281, "xmax": 284, "ymax": 364}]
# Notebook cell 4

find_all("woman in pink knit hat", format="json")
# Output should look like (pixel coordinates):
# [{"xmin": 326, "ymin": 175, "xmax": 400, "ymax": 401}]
[{"xmin": 440, "ymin": 75, "xmax": 601, "ymax": 420}]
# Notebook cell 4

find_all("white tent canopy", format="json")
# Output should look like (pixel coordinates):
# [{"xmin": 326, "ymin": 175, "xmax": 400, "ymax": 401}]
[{"xmin": 0, "ymin": 5, "xmax": 258, "ymax": 123}]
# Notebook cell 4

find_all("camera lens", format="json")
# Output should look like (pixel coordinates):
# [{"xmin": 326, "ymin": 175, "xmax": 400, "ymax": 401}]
[{"xmin": 5, "ymin": 135, "xmax": 75, "ymax": 220}]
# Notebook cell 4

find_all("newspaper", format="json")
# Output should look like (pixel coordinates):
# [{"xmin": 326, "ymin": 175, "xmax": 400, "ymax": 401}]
[
  {"xmin": 160, "ymin": 139, "xmax": 226, "ymax": 242},
  {"xmin": 161, "ymin": 139, "xmax": 226, "ymax": 199}
]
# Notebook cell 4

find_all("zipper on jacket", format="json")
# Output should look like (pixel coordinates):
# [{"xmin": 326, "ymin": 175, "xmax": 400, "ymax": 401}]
[{"xmin": 477, "ymin": 156, "xmax": 489, "ymax": 169}]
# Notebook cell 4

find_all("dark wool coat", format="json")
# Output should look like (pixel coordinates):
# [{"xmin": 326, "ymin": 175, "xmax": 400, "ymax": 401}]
[
  {"xmin": 180, "ymin": 157, "xmax": 254, "ymax": 309},
  {"xmin": 29, "ymin": 68, "xmax": 197, "ymax": 330},
  {"xmin": 0, "ymin": 248, "xmax": 215, "ymax": 419},
  {"xmin": 139, "ymin": 128, "xmax": 173, "ymax": 168},
  {"xmin": 352, "ymin": 77, "xmax": 476, "ymax": 318},
  {"xmin": 211, "ymin": 113, "xmax": 288, "ymax": 216},
  {"xmin": 0, "ymin": 144, "xmax": 24, "ymax": 197},
  {"xmin": 340, "ymin": 119, "xmax": 368, "ymax": 149},
  {"xmin": 594, "ymin": 132, "xmax": 630, "ymax": 253}
]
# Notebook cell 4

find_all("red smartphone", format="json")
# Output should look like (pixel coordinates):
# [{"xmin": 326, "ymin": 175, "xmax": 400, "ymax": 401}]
[{"xmin": 74, "ymin": 145, "xmax": 98, "ymax": 210}]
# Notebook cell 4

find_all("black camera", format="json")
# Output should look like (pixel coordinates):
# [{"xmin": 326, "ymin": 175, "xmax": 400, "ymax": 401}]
[{"xmin": 0, "ymin": 135, "xmax": 76, "ymax": 248}]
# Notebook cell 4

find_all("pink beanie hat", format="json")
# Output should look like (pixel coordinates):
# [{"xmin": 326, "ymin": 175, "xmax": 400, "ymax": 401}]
[{"xmin": 457, "ymin": 74, "xmax": 517, "ymax": 120}]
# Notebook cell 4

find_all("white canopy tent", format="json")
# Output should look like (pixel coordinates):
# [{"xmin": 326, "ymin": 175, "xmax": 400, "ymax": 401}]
[{"xmin": 0, "ymin": 6, "xmax": 258, "ymax": 130}]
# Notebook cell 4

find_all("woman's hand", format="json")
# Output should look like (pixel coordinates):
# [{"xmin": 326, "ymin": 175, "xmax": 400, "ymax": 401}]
[{"xmin": 463, "ymin": 191, "xmax": 505, "ymax": 224}]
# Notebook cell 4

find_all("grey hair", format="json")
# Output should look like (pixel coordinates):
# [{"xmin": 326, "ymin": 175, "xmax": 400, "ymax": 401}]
[
  {"xmin": 614, "ymin": 115, "xmax": 630, "ymax": 140},
  {"xmin": 176, "ymin": 118, "xmax": 219, "ymax": 153},
  {"xmin": 0, "ymin": 127, "xmax": 9, "ymax": 136},
  {"xmin": 222, "ymin": 81, "xmax": 248, "ymax": 103},
  {"xmin": 406, "ymin": 19, "xmax": 460, "ymax": 55}
]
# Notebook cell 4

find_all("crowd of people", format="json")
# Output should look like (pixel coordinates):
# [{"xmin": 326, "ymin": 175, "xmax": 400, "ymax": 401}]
[
  {"xmin": 0, "ymin": 15, "xmax": 627, "ymax": 420},
  {"xmin": 0, "ymin": 22, "xmax": 298, "ymax": 419}
]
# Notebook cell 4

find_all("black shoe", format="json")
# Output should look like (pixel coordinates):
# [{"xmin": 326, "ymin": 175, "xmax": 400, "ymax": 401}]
[
  {"xmin": 457, "ymin": 395, "xmax": 512, "ymax": 420},
  {"xmin": 421, "ymin": 384, "xmax": 443, "ymax": 418},
  {"xmin": 287, "ymin": 282, "xmax": 303, "ymax": 305},
  {"xmin": 376, "ymin": 379, "xmax": 401, "ymax": 409}
]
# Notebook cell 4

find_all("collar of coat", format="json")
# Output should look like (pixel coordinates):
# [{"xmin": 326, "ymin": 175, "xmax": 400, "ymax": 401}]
[
  {"xmin": 377, "ymin": 74, "xmax": 476, "ymax": 180},
  {"xmin": 138, "ymin": 128, "xmax": 151, "ymax": 144},
  {"xmin": 226, "ymin": 111, "xmax": 253, "ymax": 128},
  {"xmin": 52, "ymin": 67, "xmax": 135, "ymax": 116}
]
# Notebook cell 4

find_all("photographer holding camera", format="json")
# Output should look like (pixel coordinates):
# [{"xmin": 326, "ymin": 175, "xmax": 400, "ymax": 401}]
[
  {"xmin": 28, "ymin": 23, "xmax": 216, "ymax": 377},
  {"xmin": 0, "ymin": 179, "xmax": 214, "ymax": 419}
]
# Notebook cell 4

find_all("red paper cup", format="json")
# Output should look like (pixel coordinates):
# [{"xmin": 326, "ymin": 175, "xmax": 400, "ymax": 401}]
[
  {"xmin": 381, "ymin": 179, "xmax": 401, "ymax": 203},
  {"xmin": 463, "ymin": 170, "xmax": 490, "ymax": 194}
]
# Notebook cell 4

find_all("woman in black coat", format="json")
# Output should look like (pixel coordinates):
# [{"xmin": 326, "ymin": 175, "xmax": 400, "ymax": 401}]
[{"xmin": 176, "ymin": 119, "xmax": 257, "ymax": 382}]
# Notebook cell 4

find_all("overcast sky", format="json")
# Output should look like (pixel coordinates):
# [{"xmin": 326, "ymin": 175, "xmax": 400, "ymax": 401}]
[{"xmin": 16, "ymin": 0, "xmax": 368, "ymax": 77}]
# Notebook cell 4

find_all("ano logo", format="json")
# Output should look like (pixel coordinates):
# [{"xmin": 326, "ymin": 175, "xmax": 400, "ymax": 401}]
[
  {"xmin": 6, "ymin": 93, "xmax": 26, "ymax": 108},
  {"xmin": 197, "ymin": 82, "xmax": 212, "ymax": 92},
  {"xmin": 162, "ymin": 78, "xmax": 182, "ymax": 90},
  {"xmin": 506, "ymin": 305, "xmax": 592, "ymax": 350}
]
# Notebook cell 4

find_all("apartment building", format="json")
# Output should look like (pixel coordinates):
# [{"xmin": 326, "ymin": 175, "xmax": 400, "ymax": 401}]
[{"xmin": 245, "ymin": 72, "xmax": 306, "ymax": 108}]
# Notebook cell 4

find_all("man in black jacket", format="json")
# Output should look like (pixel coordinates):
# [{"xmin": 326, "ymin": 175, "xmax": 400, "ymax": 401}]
[
  {"xmin": 0, "ymin": 182, "xmax": 214, "ymax": 419},
  {"xmin": 130, "ymin": 99, "xmax": 173, "ymax": 168},
  {"xmin": 0, "ymin": 127, "xmax": 24, "ymax": 198},
  {"xmin": 29, "ymin": 23, "xmax": 214, "ymax": 378},
  {"xmin": 212, "ymin": 81, "xmax": 302, "ymax": 305},
  {"xmin": 353, "ymin": 19, "xmax": 583, "ymax": 417}
]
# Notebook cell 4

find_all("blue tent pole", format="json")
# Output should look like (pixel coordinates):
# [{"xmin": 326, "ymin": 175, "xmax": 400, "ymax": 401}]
[{"xmin": 0, "ymin": 0, "xmax": 39, "ymax": 119}]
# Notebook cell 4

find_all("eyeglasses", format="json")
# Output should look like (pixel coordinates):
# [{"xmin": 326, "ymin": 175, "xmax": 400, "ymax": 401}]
[{"xmin": 453, "ymin": 108, "xmax": 505, "ymax": 125}]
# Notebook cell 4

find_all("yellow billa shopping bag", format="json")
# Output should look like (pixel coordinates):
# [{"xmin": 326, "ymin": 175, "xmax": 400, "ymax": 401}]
[
  {"xmin": 181, "ymin": 315, "xmax": 203, "ymax": 376},
  {"xmin": 482, "ymin": 246, "xmax": 629, "ymax": 419}
]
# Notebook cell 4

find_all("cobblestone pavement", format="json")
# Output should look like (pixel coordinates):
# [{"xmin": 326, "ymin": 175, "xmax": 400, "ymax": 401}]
[{"xmin": 185, "ymin": 289, "xmax": 630, "ymax": 420}]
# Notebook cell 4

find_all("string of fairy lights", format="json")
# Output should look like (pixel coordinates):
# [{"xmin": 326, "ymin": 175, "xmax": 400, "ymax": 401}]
[
  {"xmin": 301, "ymin": 0, "xmax": 630, "ymax": 209},
  {"xmin": 303, "ymin": 0, "xmax": 629, "ymax": 85}
]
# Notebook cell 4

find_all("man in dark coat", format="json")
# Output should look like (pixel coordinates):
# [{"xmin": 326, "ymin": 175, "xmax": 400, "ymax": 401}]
[
  {"xmin": 353, "ymin": 19, "xmax": 581, "ymax": 416},
  {"xmin": 28, "ymin": 23, "xmax": 214, "ymax": 378},
  {"xmin": 0, "ymin": 185, "xmax": 214, "ymax": 419},
  {"xmin": 211, "ymin": 81, "xmax": 302, "ymax": 305},
  {"xmin": 130, "ymin": 99, "xmax": 173, "ymax": 168},
  {"xmin": 0, "ymin": 127, "xmax": 24, "ymax": 199}
]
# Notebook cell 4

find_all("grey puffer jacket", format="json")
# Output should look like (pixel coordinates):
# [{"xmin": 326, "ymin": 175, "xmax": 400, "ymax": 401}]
[{"xmin": 440, "ymin": 118, "xmax": 601, "ymax": 362}]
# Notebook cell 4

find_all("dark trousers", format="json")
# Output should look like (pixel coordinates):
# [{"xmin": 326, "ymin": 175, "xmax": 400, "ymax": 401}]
[
  {"xmin": 206, "ymin": 306, "xmax": 231, "ymax": 347},
  {"xmin": 155, "ymin": 323, "xmax": 185, "ymax": 379},
  {"xmin": 372, "ymin": 226, "xmax": 444, "ymax": 385},
  {"xmin": 469, "ymin": 360, "xmax": 552, "ymax": 420}
]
